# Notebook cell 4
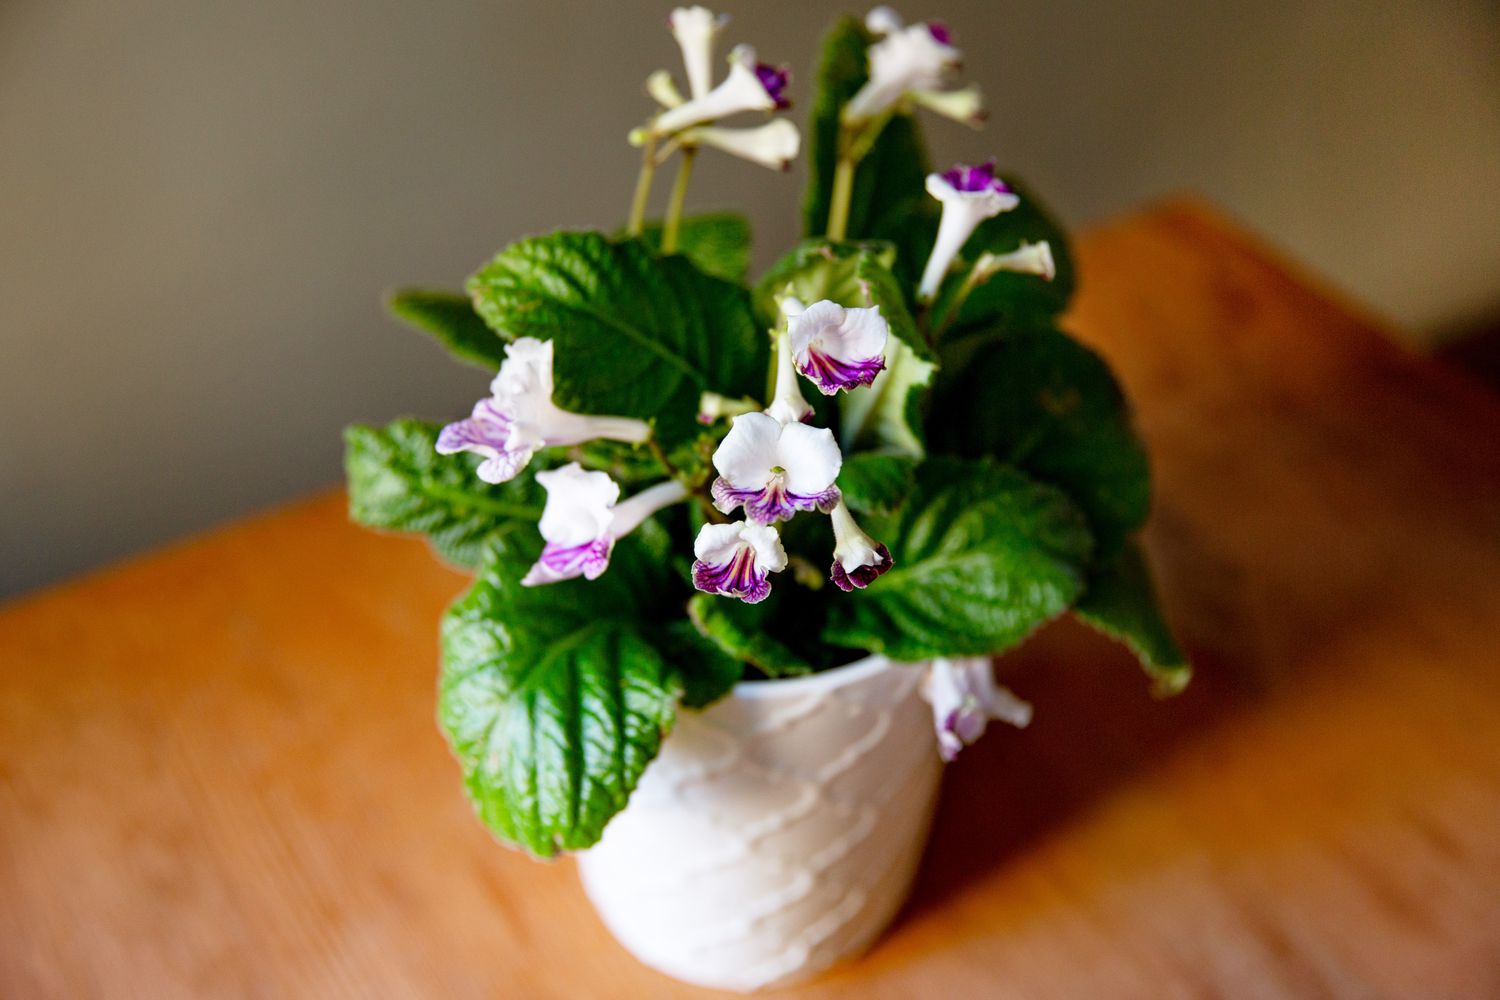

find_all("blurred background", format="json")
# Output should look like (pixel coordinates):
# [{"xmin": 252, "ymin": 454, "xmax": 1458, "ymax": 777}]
[{"xmin": 2, "ymin": 0, "xmax": 1498, "ymax": 598}]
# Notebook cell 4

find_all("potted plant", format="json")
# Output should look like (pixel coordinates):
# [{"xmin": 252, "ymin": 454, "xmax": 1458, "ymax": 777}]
[{"xmin": 343, "ymin": 5, "xmax": 1189, "ymax": 991}]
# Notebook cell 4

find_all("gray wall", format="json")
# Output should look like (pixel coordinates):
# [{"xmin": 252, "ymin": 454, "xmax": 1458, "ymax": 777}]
[{"xmin": 3, "ymin": 0, "xmax": 1499, "ymax": 597}]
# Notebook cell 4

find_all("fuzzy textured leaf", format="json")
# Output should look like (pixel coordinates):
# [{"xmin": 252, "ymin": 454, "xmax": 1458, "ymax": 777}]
[
  {"xmin": 439, "ymin": 539, "xmax": 683, "ymax": 858},
  {"xmin": 1074, "ymin": 542, "xmax": 1191, "ymax": 695},
  {"xmin": 467, "ymin": 231, "xmax": 765, "ymax": 446},
  {"xmin": 837, "ymin": 451, "xmax": 917, "ymax": 516},
  {"xmin": 635, "ymin": 212, "xmax": 752, "ymax": 283},
  {"xmin": 343, "ymin": 419, "xmax": 541, "ymax": 568},
  {"xmin": 929, "ymin": 325, "xmax": 1148, "ymax": 557},
  {"xmin": 823, "ymin": 457, "xmax": 1093, "ymax": 660},
  {"xmin": 688, "ymin": 593, "xmax": 814, "ymax": 679},
  {"xmin": 386, "ymin": 289, "xmax": 508, "ymax": 370}
]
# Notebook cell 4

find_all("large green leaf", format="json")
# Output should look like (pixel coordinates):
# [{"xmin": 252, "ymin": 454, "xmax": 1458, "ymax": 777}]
[
  {"xmin": 837, "ymin": 451, "xmax": 917, "ymax": 516},
  {"xmin": 466, "ymin": 231, "xmax": 765, "ymax": 446},
  {"xmin": 1074, "ymin": 542, "xmax": 1191, "ymax": 695},
  {"xmin": 823, "ymin": 457, "xmax": 1093, "ymax": 660},
  {"xmin": 802, "ymin": 16, "xmax": 932, "ymax": 274},
  {"xmin": 439, "ymin": 539, "xmax": 683, "ymax": 858},
  {"xmin": 343, "ymin": 419, "xmax": 541, "ymax": 568},
  {"xmin": 386, "ymin": 289, "xmax": 508, "ymax": 370},
  {"xmin": 635, "ymin": 212, "xmax": 752, "ymax": 283},
  {"xmin": 928, "ymin": 325, "xmax": 1149, "ymax": 557},
  {"xmin": 688, "ymin": 593, "xmax": 813, "ymax": 679}
]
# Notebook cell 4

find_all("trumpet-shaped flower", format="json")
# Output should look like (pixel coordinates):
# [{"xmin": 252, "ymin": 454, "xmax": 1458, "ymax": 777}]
[
  {"xmin": 843, "ymin": 7, "xmax": 975, "ymax": 126},
  {"xmin": 436, "ymin": 338, "xmax": 650, "ymax": 484},
  {"xmin": 521, "ymin": 464, "xmax": 689, "ymax": 586},
  {"xmin": 668, "ymin": 6, "xmax": 729, "ymax": 100},
  {"xmin": 974, "ymin": 240, "xmax": 1056, "ymax": 282},
  {"xmin": 653, "ymin": 45, "xmax": 790, "ymax": 136},
  {"xmin": 917, "ymin": 161, "xmax": 1020, "ymax": 301},
  {"xmin": 922, "ymin": 656, "xmax": 1033, "ymax": 761},
  {"xmin": 711, "ymin": 411, "xmax": 841, "ymax": 523},
  {"xmin": 765, "ymin": 301, "xmax": 814, "ymax": 425},
  {"xmin": 828, "ymin": 500, "xmax": 893, "ymax": 591},
  {"xmin": 689, "ymin": 119, "xmax": 801, "ymax": 170},
  {"xmin": 692, "ymin": 520, "xmax": 787, "ymax": 604},
  {"xmin": 787, "ymin": 298, "xmax": 889, "ymax": 395}
]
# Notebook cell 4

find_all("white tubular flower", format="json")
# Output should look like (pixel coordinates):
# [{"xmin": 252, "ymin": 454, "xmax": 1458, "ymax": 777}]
[
  {"xmin": 691, "ymin": 521, "xmax": 788, "ymax": 604},
  {"xmin": 922, "ymin": 656, "xmax": 1033, "ymax": 761},
  {"xmin": 690, "ymin": 119, "xmax": 801, "ymax": 170},
  {"xmin": 765, "ymin": 299, "xmax": 814, "ymax": 425},
  {"xmin": 436, "ymin": 337, "xmax": 650, "ymax": 484},
  {"xmin": 652, "ymin": 44, "xmax": 791, "ymax": 137},
  {"xmin": 974, "ymin": 240, "xmax": 1056, "ymax": 282},
  {"xmin": 669, "ymin": 6, "xmax": 730, "ymax": 100},
  {"xmin": 828, "ymin": 500, "xmax": 893, "ymax": 591},
  {"xmin": 788, "ymin": 298, "xmax": 889, "ymax": 395},
  {"xmin": 917, "ymin": 161, "xmax": 1021, "ymax": 301},
  {"xmin": 522, "ymin": 465, "xmax": 689, "ymax": 586},
  {"xmin": 711, "ymin": 411, "xmax": 841, "ymax": 523},
  {"xmin": 908, "ymin": 83, "xmax": 985, "ymax": 126},
  {"xmin": 645, "ymin": 69, "xmax": 687, "ymax": 109},
  {"xmin": 843, "ymin": 7, "xmax": 966, "ymax": 126}
]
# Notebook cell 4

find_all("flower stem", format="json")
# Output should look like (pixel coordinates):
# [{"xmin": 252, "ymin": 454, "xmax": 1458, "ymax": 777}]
[
  {"xmin": 626, "ymin": 136, "xmax": 658, "ymax": 237},
  {"xmin": 661, "ymin": 145, "xmax": 697, "ymax": 254},
  {"xmin": 826, "ymin": 155, "xmax": 856, "ymax": 242}
]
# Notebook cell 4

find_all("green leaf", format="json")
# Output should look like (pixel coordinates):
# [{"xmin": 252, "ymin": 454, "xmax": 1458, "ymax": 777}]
[
  {"xmin": 688, "ymin": 593, "xmax": 814, "ymax": 679},
  {"xmin": 803, "ymin": 16, "xmax": 933, "ymax": 275},
  {"xmin": 837, "ymin": 451, "xmax": 917, "ymax": 516},
  {"xmin": 929, "ymin": 176, "xmax": 1077, "ymax": 335},
  {"xmin": 756, "ymin": 240, "xmax": 936, "ymax": 457},
  {"xmin": 386, "ymin": 289, "xmax": 508, "ymax": 370},
  {"xmin": 928, "ymin": 325, "xmax": 1148, "ymax": 557},
  {"xmin": 823, "ymin": 457, "xmax": 1093, "ymax": 661},
  {"xmin": 635, "ymin": 212, "xmax": 752, "ymax": 283},
  {"xmin": 343, "ymin": 419, "xmax": 541, "ymax": 568},
  {"xmin": 661, "ymin": 621, "xmax": 746, "ymax": 708},
  {"xmin": 1074, "ymin": 542, "xmax": 1191, "ymax": 695},
  {"xmin": 467, "ymin": 231, "xmax": 766, "ymax": 447},
  {"xmin": 439, "ymin": 539, "xmax": 683, "ymax": 858}
]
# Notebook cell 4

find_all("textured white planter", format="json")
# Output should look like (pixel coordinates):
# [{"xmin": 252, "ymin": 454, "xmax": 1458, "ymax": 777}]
[{"xmin": 577, "ymin": 654, "xmax": 942, "ymax": 992}]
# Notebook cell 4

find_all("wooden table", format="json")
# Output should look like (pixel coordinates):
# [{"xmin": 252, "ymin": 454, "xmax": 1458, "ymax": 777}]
[{"xmin": 5, "ymin": 202, "xmax": 1500, "ymax": 999}]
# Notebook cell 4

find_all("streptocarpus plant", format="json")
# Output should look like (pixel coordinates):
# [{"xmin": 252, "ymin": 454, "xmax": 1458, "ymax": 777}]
[{"xmin": 344, "ymin": 5, "xmax": 1190, "ymax": 858}]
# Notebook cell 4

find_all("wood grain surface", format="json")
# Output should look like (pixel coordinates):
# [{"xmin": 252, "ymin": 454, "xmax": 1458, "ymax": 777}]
[{"xmin": 4, "ymin": 201, "xmax": 1500, "ymax": 999}]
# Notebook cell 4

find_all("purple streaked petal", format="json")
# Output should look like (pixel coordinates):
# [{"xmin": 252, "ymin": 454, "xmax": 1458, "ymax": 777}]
[
  {"xmin": 797, "ymin": 347, "xmax": 886, "ymax": 395},
  {"xmin": 926, "ymin": 21, "xmax": 952, "ymax": 46},
  {"xmin": 522, "ymin": 536, "xmax": 614, "ymax": 586},
  {"xmin": 712, "ymin": 478, "xmax": 840, "ymax": 524},
  {"xmin": 692, "ymin": 547, "xmax": 773, "ymax": 604},
  {"xmin": 830, "ymin": 542, "xmax": 892, "ymax": 592},
  {"xmin": 940, "ymin": 160, "xmax": 1010, "ymax": 195},
  {"xmin": 754, "ymin": 63, "xmax": 791, "ymax": 109}
]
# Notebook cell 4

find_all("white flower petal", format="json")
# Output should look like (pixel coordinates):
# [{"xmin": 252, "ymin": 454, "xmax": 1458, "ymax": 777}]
[
  {"xmin": 693, "ymin": 119, "xmax": 800, "ymax": 170},
  {"xmin": 737, "ymin": 521, "xmax": 788, "ymax": 573},
  {"xmin": 712, "ymin": 411, "xmax": 783, "ymax": 487},
  {"xmin": 534, "ymin": 463, "xmax": 619, "ymax": 547},
  {"xmin": 776, "ymin": 422, "xmax": 843, "ymax": 495}
]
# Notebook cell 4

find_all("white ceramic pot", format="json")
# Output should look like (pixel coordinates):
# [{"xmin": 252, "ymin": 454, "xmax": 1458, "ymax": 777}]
[{"xmin": 577, "ymin": 654, "xmax": 942, "ymax": 992}]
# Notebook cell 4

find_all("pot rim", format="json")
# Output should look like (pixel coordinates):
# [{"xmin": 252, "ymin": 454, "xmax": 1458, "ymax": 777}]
[{"xmin": 730, "ymin": 651, "xmax": 906, "ymax": 700}]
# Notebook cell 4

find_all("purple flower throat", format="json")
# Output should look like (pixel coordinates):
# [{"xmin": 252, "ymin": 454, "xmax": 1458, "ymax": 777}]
[
  {"xmin": 942, "ymin": 160, "xmax": 1010, "ymax": 195},
  {"xmin": 755, "ymin": 64, "xmax": 792, "ymax": 109},
  {"xmin": 926, "ymin": 21, "xmax": 953, "ymax": 46}
]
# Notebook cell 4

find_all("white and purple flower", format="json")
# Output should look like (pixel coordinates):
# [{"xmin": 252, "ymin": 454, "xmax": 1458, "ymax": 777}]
[
  {"xmin": 653, "ymin": 44, "xmax": 791, "ymax": 137},
  {"xmin": 786, "ymin": 298, "xmax": 890, "ymax": 395},
  {"xmin": 436, "ymin": 337, "xmax": 650, "ymax": 484},
  {"xmin": 765, "ymin": 302, "xmax": 815, "ymax": 425},
  {"xmin": 917, "ymin": 161, "xmax": 1021, "ymax": 301},
  {"xmin": 710, "ymin": 411, "xmax": 842, "ymax": 523},
  {"xmin": 521, "ymin": 464, "xmax": 689, "ymax": 586},
  {"xmin": 691, "ymin": 520, "xmax": 787, "ymax": 604},
  {"xmin": 922, "ymin": 656, "xmax": 1033, "ymax": 761},
  {"xmin": 828, "ymin": 500, "xmax": 893, "ymax": 591},
  {"xmin": 843, "ymin": 7, "xmax": 981, "ymax": 127}
]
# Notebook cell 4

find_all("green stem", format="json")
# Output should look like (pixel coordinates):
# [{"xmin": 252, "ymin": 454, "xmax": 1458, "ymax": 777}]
[
  {"xmin": 826, "ymin": 155, "xmax": 856, "ymax": 242},
  {"xmin": 661, "ymin": 146, "xmax": 696, "ymax": 253},
  {"xmin": 626, "ymin": 136, "xmax": 657, "ymax": 237}
]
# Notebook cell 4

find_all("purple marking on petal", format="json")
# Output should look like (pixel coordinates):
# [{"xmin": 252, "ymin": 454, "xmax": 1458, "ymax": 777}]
[
  {"xmin": 830, "ymin": 543, "xmax": 892, "ymax": 592},
  {"xmin": 692, "ymin": 548, "xmax": 773, "ymax": 603},
  {"xmin": 544, "ymin": 537, "xmax": 614, "ymax": 580},
  {"xmin": 754, "ymin": 64, "xmax": 791, "ymax": 109},
  {"xmin": 712, "ymin": 478, "xmax": 841, "ymax": 524},
  {"xmin": 797, "ymin": 348, "xmax": 886, "ymax": 395},
  {"xmin": 940, "ymin": 161, "xmax": 1011, "ymax": 195},
  {"xmin": 926, "ymin": 21, "xmax": 952, "ymax": 45}
]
